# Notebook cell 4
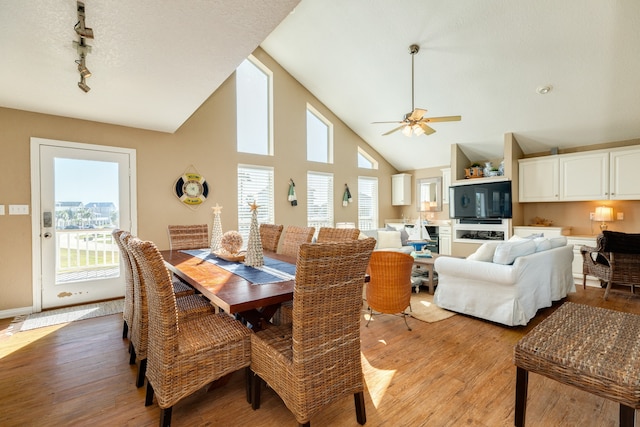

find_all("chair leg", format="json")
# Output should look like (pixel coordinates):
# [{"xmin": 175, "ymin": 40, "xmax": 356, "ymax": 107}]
[
  {"xmin": 145, "ymin": 381, "xmax": 154, "ymax": 406},
  {"xmin": 514, "ymin": 367, "xmax": 528, "ymax": 427},
  {"xmin": 251, "ymin": 372, "xmax": 262, "ymax": 410},
  {"xmin": 402, "ymin": 313, "xmax": 412, "ymax": 331},
  {"xmin": 366, "ymin": 307, "xmax": 373, "ymax": 327},
  {"xmin": 299, "ymin": 422, "xmax": 310, "ymax": 427},
  {"xmin": 137, "ymin": 358, "xmax": 147, "ymax": 388},
  {"xmin": 245, "ymin": 366, "xmax": 252, "ymax": 404},
  {"xmin": 129, "ymin": 344, "xmax": 137, "ymax": 365},
  {"xmin": 620, "ymin": 403, "xmax": 634, "ymax": 427},
  {"xmin": 354, "ymin": 391, "xmax": 366, "ymax": 425},
  {"xmin": 604, "ymin": 280, "xmax": 612, "ymax": 300},
  {"xmin": 159, "ymin": 407, "xmax": 172, "ymax": 427},
  {"xmin": 122, "ymin": 320, "xmax": 129, "ymax": 339}
]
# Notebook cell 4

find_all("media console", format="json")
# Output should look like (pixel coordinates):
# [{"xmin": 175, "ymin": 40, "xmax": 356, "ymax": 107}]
[{"xmin": 452, "ymin": 218, "xmax": 511, "ymax": 243}]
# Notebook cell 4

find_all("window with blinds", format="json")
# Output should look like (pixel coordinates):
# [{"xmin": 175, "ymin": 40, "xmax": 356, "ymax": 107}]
[
  {"xmin": 307, "ymin": 171, "xmax": 334, "ymax": 229},
  {"xmin": 306, "ymin": 104, "xmax": 333, "ymax": 163},
  {"xmin": 236, "ymin": 56, "xmax": 273, "ymax": 155},
  {"xmin": 237, "ymin": 165, "xmax": 275, "ymax": 245},
  {"xmin": 358, "ymin": 176, "xmax": 378, "ymax": 230}
]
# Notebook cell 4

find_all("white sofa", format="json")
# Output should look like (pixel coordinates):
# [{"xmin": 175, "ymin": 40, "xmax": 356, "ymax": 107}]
[{"xmin": 433, "ymin": 238, "xmax": 575, "ymax": 326}]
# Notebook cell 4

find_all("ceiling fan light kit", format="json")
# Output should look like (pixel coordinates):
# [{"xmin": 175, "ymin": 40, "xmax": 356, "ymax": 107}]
[{"xmin": 373, "ymin": 43, "xmax": 461, "ymax": 137}]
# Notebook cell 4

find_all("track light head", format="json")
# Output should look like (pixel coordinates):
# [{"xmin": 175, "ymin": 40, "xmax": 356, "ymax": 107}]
[
  {"xmin": 77, "ymin": 54, "xmax": 91, "ymax": 78},
  {"xmin": 75, "ymin": 1, "xmax": 94, "ymax": 39},
  {"xmin": 78, "ymin": 78, "xmax": 91, "ymax": 93}
]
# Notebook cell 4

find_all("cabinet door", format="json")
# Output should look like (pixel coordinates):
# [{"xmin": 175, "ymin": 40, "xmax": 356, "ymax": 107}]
[
  {"xmin": 518, "ymin": 157, "xmax": 559, "ymax": 202},
  {"xmin": 438, "ymin": 226, "xmax": 451, "ymax": 255},
  {"xmin": 610, "ymin": 147, "xmax": 640, "ymax": 200},
  {"xmin": 441, "ymin": 168, "xmax": 451, "ymax": 204},
  {"xmin": 559, "ymin": 151, "xmax": 609, "ymax": 201},
  {"xmin": 391, "ymin": 174, "xmax": 411, "ymax": 205}
]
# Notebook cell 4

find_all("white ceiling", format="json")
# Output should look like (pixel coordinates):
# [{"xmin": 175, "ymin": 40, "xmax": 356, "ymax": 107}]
[{"xmin": 2, "ymin": 1, "xmax": 640, "ymax": 172}]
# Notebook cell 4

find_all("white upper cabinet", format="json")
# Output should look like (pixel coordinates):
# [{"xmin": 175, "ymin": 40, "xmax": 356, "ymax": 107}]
[
  {"xmin": 391, "ymin": 173, "xmax": 412, "ymax": 205},
  {"xmin": 610, "ymin": 147, "xmax": 640, "ymax": 200},
  {"xmin": 519, "ymin": 157, "xmax": 559, "ymax": 202},
  {"xmin": 559, "ymin": 151, "xmax": 609, "ymax": 201}
]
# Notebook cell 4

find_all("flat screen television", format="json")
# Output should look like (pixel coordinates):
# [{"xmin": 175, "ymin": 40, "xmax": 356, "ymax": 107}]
[{"xmin": 449, "ymin": 181, "xmax": 512, "ymax": 219}]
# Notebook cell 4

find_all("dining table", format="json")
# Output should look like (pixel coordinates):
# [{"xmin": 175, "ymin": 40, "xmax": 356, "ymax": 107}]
[{"xmin": 161, "ymin": 249, "xmax": 296, "ymax": 330}]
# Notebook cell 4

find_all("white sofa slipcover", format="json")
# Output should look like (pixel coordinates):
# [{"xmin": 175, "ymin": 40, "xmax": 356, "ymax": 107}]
[{"xmin": 433, "ymin": 244, "xmax": 575, "ymax": 326}]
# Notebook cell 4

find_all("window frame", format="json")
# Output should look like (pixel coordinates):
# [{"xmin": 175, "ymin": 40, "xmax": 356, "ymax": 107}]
[
  {"xmin": 306, "ymin": 103, "xmax": 333, "ymax": 164},
  {"xmin": 306, "ymin": 171, "xmax": 334, "ymax": 229},
  {"xmin": 237, "ymin": 164, "xmax": 275, "ymax": 245},
  {"xmin": 357, "ymin": 176, "xmax": 379, "ymax": 231}
]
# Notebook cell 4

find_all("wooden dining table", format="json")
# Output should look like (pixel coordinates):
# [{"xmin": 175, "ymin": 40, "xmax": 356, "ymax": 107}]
[{"xmin": 161, "ymin": 249, "xmax": 296, "ymax": 330}]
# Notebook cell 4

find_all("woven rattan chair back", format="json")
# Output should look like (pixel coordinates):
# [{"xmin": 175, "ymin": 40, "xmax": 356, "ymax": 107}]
[
  {"xmin": 250, "ymin": 238, "xmax": 376, "ymax": 425},
  {"xmin": 129, "ymin": 237, "xmax": 251, "ymax": 427},
  {"xmin": 365, "ymin": 251, "xmax": 414, "ymax": 330},
  {"xmin": 167, "ymin": 224, "xmax": 209, "ymax": 250},
  {"xmin": 259, "ymin": 223, "xmax": 284, "ymax": 252},
  {"xmin": 278, "ymin": 225, "xmax": 315, "ymax": 258},
  {"xmin": 112, "ymin": 229, "xmax": 133, "ymax": 340},
  {"xmin": 316, "ymin": 227, "xmax": 360, "ymax": 243}
]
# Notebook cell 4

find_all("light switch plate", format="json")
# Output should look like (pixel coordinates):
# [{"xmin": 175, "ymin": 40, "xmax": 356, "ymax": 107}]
[
  {"xmin": 617, "ymin": 212, "xmax": 624, "ymax": 220},
  {"xmin": 9, "ymin": 205, "xmax": 29, "ymax": 215},
  {"xmin": 0, "ymin": 205, "xmax": 4, "ymax": 215}
]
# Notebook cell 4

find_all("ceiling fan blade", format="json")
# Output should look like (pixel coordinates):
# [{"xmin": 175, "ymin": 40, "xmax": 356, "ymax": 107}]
[
  {"xmin": 422, "ymin": 115, "xmax": 462, "ymax": 123},
  {"xmin": 371, "ymin": 120, "xmax": 404, "ymax": 124},
  {"xmin": 408, "ymin": 108, "xmax": 427, "ymax": 121},
  {"xmin": 418, "ymin": 123, "xmax": 436, "ymax": 135},
  {"xmin": 382, "ymin": 124, "xmax": 406, "ymax": 136}
]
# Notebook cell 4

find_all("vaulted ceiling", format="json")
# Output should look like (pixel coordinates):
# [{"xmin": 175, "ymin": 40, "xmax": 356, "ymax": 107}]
[{"xmin": 2, "ymin": 1, "xmax": 640, "ymax": 172}]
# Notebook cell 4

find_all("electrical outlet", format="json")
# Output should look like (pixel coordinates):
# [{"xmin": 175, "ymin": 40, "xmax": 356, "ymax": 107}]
[
  {"xmin": 589, "ymin": 212, "xmax": 595, "ymax": 220},
  {"xmin": 9, "ymin": 204, "xmax": 29, "ymax": 215},
  {"xmin": 0, "ymin": 205, "xmax": 4, "ymax": 215},
  {"xmin": 617, "ymin": 212, "xmax": 624, "ymax": 220}
]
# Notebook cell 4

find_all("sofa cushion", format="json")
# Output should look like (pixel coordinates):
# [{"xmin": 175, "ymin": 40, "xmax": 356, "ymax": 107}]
[
  {"xmin": 493, "ymin": 239, "xmax": 536, "ymax": 265},
  {"xmin": 549, "ymin": 236, "xmax": 567, "ymax": 248},
  {"xmin": 467, "ymin": 242, "xmax": 500, "ymax": 262},
  {"xmin": 534, "ymin": 237, "xmax": 552, "ymax": 252},
  {"xmin": 376, "ymin": 230, "xmax": 403, "ymax": 249}
]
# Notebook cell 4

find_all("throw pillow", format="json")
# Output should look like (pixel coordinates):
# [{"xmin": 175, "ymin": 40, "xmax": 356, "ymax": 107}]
[
  {"xmin": 467, "ymin": 242, "xmax": 500, "ymax": 262},
  {"xmin": 493, "ymin": 239, "xmax": 536, "ymax": 265},
  {"xmin": 549, "ymin": 236, "xmax": 567, "ymax": 248},
  {"xmin": 377, "ymin": 230, "xmax": 402, "ymax": 249},
  {"xmin": 386, "ymin": 224, "xmax": 409, "ymax": 246}
]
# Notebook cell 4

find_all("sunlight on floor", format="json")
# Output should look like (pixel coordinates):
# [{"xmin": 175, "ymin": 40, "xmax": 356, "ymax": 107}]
[
  {"xmin": 1, "ymin": 323, "xmax": 68, "ymax": 359},
  {"xmin": 418, "ymin": 299, "xmax": 433, "ymax": 308},
  {"xmin": 361, "ymin": 353, "xmax": 395, "ymax": 408}
]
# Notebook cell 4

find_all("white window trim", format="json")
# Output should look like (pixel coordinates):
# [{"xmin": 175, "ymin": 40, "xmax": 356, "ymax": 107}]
[
  {"xmin": 358, "ymin": 146, "xmax": 378, "ymax": 170},
  {"xmin": 237, "ymin": 164, "xmax": 275, "ymax": 245},
  {"xmin": 237, "ymin": 55, "xmax": 274, "ymax": 156},
  {"xmin": 307, "ymin": 171, "xmax": 334, "ymax": 229},
  {"xmin": 357, "ymin": 176, "xmax": 378, "ymax": 231}
]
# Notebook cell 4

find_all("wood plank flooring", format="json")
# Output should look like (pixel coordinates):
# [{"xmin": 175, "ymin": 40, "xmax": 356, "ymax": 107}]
[{"xmin": 1, "ymin": 285, "xmax": 639, "ymax": 426}]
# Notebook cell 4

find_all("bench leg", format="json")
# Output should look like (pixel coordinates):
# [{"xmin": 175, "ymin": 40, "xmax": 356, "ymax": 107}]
[
  {"xmin": 515, "ymin": 367, "xmax": 528, "ymax": 427},
  {"xmin": 620, "ymin": 404, "xmax": 635, "ymax": 427}
]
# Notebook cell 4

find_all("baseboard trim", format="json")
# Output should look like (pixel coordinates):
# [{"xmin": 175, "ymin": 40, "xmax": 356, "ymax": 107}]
[{"xmin": 0, "ymin": 306, "xmax": 33, "ymax": 320}]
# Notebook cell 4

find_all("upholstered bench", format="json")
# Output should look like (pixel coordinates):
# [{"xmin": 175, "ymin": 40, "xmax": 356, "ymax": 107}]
[{"xmin": 514, "ymin": 302, "xmax": 640, "ymax": 427}]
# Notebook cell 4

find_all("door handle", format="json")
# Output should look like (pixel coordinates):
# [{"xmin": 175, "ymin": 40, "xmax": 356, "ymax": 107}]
[{"xmin": 43, "ymin": 232, "xmax": 52, "ymax": 239}]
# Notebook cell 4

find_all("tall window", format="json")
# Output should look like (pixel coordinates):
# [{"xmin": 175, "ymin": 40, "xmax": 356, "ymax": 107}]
[
  {"xmin": 358, "ymin": 146, "xmax": 378, "ymax": 169},
  {"xmin": 236, "ymin": 56, "xmax": 273, "ymax": 155},
  {"xmin": 307, "ymin": 172, "xmax": 334, "ymax": 229},
  {"xmin": 306, "ymin": 104, "xmax": 333, "ymax": 163},
  {"xmin": 358, "ymin": 177, "xmax": 378, "ymax": 230},
  {"xmin": 237, "ymin": 165, "xmax": 274, "ymax": 245}
]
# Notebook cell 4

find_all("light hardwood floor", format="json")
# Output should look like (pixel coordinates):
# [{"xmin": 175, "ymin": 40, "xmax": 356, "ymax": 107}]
[{"xmin": 1, "ymin": 285, "xmax": 638, "ymax": 426}]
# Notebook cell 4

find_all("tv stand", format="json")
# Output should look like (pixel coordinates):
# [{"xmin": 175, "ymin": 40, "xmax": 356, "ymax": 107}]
[{"xmin": 453, "ymin": 219, "xmax": 511, "ymax": 243}]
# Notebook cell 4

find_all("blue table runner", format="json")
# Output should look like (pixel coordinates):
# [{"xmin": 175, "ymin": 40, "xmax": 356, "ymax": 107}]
[{"xmin": 181, "ymin": 249, "xmax": 295, "ymax": 285}]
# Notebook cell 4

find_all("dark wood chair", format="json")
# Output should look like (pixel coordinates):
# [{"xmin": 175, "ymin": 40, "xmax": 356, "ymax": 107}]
[{"xmin": 250, "ymin": 238, "xmax": 376, "ymax": 427}]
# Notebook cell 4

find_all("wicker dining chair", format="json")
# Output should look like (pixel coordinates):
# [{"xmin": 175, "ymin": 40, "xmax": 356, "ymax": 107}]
[
  {"xmin": 259, "ymin": 223, "xmax": 284, "ymax": 252},
  {"xmin": 278, "ymin": 225, "xmax": 315, "ymax": 258},
  {"xmin": 120, "ymin": 232, "xmax": 216, "ymax": 389},
  {"xmin": 316, "ymin": 226, "xmax": 360, "ymax": 243},
  {"xmin": 365, "ymin": 251, "xmax": 415, "ymax": 331},
  {"xmin": 112, "ymin": 229, "xmax": 134, "ymax": 340},
  {"xmin": 251, "ymin": 238, "xmax": 376, "ymax": 427},
  {"xmin": 167, "ymin": 224, "xmax": 209, "ymax": 250},
  {"xmin": 129, "ymin": 237, "xmax": 252, "ymax": 427}
]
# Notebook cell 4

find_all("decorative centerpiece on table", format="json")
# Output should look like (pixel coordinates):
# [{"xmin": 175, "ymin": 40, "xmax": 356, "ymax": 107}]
[
  {"xmin": 210, "ymin": 203, "xmax": 223, "ymax": 252},
  {"xmin": 214, "ymin": 230, "xmax": 245, "ymax": 262},
  {"xmin": 244, "ymin": 200, "xmax": 264, "ymax": 267}
]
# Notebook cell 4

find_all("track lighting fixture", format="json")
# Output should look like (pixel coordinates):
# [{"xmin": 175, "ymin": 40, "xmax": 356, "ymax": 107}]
[{"xmin": 74, "ymin": 1, "xmax": 94, "ymax": 92}]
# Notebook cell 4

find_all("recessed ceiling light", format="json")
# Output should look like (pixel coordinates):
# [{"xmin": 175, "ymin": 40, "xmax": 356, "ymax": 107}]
[{"xmin": 537, "ymin": 85, "xmax": 552, "ymax": 95}]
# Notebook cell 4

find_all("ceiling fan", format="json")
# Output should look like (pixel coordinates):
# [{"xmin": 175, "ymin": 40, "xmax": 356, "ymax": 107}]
[{"xmin": 373, "ymin": 44, "xmax": 461, "ymax": 137}]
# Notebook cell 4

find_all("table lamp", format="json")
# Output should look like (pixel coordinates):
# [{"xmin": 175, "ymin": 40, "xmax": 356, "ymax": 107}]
[{"xmin": 593, "ymin": 206, "xmax": 614, "ymax": 231}]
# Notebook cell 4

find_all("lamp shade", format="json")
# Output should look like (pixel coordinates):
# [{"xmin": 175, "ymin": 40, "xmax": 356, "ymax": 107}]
[{"xmin": 594, "ymin": 206, "xmax": 614, "ymax": 222}]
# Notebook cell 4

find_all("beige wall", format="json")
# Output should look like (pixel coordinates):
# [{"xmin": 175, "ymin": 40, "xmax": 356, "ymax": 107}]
[{"xmin": 0, "ymin": 47, "xmax": 400, "ymax": 312}]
